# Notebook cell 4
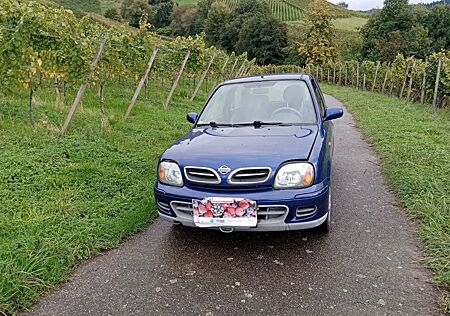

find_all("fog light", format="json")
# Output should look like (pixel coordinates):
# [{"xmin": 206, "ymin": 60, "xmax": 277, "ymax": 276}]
[{"xmin": 295, "ymin": 206, "xmax": 316, "ymax": 218}]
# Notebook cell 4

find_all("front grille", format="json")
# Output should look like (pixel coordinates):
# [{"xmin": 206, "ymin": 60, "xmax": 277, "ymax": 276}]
[
  {"xmin": 258, "ymin": 205, "xmax": 288, "ymax": 221},
  {"xmin": 228, "ymin": 167, "xmax": 271, "ymax": 184},
  {"xmin": 296, "ymin": 206, "xmax": 317, "ymax": 218},
  {"xmin": 169, "ymin": 201, "xmax": 287, "ymax": 222},
  {"xmin": 170, "ymin": 201, "xmax": 193, "ymax": 215},
  {"xmin": 184, "ymin": 166, "xmax": 220, "ymax": 184}
]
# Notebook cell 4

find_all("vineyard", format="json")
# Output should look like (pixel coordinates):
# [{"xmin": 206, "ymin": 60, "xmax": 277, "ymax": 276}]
[
  {"xmin": 217, "ymin": 0, "xmax": 366, "ymax": 21},
  {"xmin": 0, "ymin": 0, "xmax": 254, "ymax": 133},
  {"xmin": 219, "ymin": 0, "xmax": 302, "ymax": 21},
  {"xmin": 256, "ymin": 53, "xmax": 450, "ymax": 109}
]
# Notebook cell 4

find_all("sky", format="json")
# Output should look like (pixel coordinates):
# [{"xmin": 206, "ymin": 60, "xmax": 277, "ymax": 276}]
[{"xmin": 328, "ymin": 0, "xmax": 437, "ymax": 11}]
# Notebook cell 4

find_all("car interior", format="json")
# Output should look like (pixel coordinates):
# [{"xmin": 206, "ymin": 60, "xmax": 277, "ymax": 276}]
[{"xmin": 199, "ymin": 80, "xmax": 318, "ymax": 125}]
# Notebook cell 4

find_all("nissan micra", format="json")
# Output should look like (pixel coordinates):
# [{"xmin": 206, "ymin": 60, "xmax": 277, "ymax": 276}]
[{"xmin": 154, "ymin": 74, "xmax": 343, "ymax": 233}]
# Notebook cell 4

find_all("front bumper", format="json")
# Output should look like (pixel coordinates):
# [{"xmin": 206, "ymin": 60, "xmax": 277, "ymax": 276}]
[{"xmin": 154, "ymin": 180, "xmax": 330, "ymax": 232}]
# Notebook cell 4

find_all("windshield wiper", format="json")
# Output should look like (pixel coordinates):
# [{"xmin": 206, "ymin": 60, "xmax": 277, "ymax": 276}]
[
  {"xmin": 197, "ymin": 121, "xmax": 295, "ymax": 128},
  {"xmin": 197, "ymin": 121, "xmax": 234, "ymax": 127},
  {"xmin": 233, "ymin": 121, "xmax": 286, "ymax": 127}
]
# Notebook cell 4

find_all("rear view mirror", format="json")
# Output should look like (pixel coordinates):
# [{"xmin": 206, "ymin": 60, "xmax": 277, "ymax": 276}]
[
  {"xmin": 324, "ymin": 107, "xmax": 343, "ymax": 121},
  {"xmin": 187, "ymin": 112, "xmax": 198, "ymax": 124}
]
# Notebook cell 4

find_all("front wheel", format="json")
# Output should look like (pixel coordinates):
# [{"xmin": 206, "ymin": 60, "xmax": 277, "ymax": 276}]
[{"xmin": 316, "ymin": 187, "xmax": 331, "ymax": 234}]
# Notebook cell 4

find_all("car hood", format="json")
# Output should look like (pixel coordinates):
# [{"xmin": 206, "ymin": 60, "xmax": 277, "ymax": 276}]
[{"xmin": 162, "ymin": 125, "xmax": 318, "ymax": 170}]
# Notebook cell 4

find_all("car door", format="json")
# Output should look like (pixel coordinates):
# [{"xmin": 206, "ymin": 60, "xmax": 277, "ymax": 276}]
[{"xmin": 311, "ymin": 78, "xmax": 334, "ymax": 179}]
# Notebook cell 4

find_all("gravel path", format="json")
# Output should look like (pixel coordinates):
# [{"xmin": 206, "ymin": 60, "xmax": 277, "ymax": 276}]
[{"xmin": 25, "ymin": 95, "xmax": 441, "ymax": 316}]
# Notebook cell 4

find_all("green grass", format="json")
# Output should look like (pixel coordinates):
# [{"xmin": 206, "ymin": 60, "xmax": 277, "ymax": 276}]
[
  {"xmin": 283, "ymin": 0, "xmax": 367, "ymax": 18},
  {"xmin": 174, "ymin": 0, "xmax": 199, "ymax": 4},
  {"xmin": 0, "ymin": 76, "xmax": 211, "ymax": 314},
  {"xmin": 332, "ymin": 17, "xmax": 367, "ymax": 32},
  {"xmin": 321, "ymin": 84, "xmax": 450, "ymax": 312}
]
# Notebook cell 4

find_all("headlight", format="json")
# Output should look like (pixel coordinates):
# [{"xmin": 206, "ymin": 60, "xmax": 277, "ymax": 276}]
[
  {"xmin": 158, "ymin": 161, "xmax": 183, "ymax": 187},
  {"xmin": 274, "ymin": 162, "xmax": 314, "ymax": 189}
]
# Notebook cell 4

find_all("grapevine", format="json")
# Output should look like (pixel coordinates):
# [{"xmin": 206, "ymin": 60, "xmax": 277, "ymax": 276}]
[{"xmin": 0, "ymin": 0, "xmax": 251, "ymax": 129}]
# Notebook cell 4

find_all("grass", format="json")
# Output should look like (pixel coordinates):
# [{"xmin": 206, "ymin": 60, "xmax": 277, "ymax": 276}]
[
  {"xmin": 321, "ymin": 84, "xmax": 450, "ymax": 312},
  {"xmin": 174, "ymin": 0, "xmax": 198, "ymax": 4},
  {"xmin": 0, "ymin": 76, "xmax": 210, "ymax": 314},
  {"xmin": 332, "ymin": 17, "xmax": 367, "ymax": 32}
]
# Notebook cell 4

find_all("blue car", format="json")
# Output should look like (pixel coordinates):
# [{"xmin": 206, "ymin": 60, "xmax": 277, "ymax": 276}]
[{"xmin": 154, "ymin": 74, "xmax": 343, "ymax": 233}]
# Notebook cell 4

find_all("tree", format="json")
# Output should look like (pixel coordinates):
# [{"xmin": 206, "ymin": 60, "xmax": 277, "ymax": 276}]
[
  {"xmin": 361, "ymin": 0, "xmax": 416, "ymax": 60},
  {"xmin": 150, "ymin": 0, "xmax": 173, "ymax": 28},
  {"xmin": 232, "ymin": 0, "xmax": 271, "ymax": 16},
  {"xmin": 236, "ymin": 14, "xmax": 288, "ymax": 65},
  {"xmin": 197, "ymin": 0, "xmax": 215, "ymax": 21},
  {"xmin": 104, "ymin": 8, "xmax": 122, "ymax": 21},
  {"xmin": 337, "ymin": 1, "xmax": 349, "ymax": 8},
  {"xmin": 221, "ymin": 0, "xmax": 271, "ymax": 53},
  {"xmin": 170, "ymin": 5, "xmax": 200, "ymax": 36},
  {"xmin": 121, "ymin": 0, "xmax": 151, "ymax": 27},
  {"xmin": 404, "ymin": 25, "xmax": 431, "ymax": 58},
  {"xmin": 283, "ymin": 41, "xmax": 307, "ymax": 66},
  {"xmin": 424, "ymin": 4, "xmax": 450, "ymax": 51},
  {"xmin": 204, "ymin": 2, "xmax": 230, "ymax": 48},
  {"xmin": 298, "ymin": 0, "xmax": 336, "ymax": 65}
]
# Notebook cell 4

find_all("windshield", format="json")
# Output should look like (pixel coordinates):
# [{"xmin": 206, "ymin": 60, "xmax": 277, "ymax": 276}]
[{"xmin": 197, "ymin": 80, "xmax": 317, "ymax": 126}]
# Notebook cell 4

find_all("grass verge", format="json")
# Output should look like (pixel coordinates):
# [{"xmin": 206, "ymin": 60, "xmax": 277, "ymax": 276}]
[
  {"xmin": 0, "ymin": 77, "xmax": 207, "ymax": 314},
  {"xmin": 322, "ymin": 84, "xmax": 450, "ymax": 312}
]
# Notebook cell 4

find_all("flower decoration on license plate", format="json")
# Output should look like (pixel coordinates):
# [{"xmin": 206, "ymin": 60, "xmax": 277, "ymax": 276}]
[{"xmin": 192, "ymin": 197, "xmax": 257, "ymax": 227}]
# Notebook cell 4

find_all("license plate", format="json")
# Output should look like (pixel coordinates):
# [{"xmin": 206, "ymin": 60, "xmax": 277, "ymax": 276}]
[{"xmin": 192, "ymin": 197, "xmax": 257, "ymax": 228}]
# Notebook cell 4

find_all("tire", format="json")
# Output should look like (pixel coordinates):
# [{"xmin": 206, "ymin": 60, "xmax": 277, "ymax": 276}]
[{"xmin": 316, "ymin": 187, "xmax": 331, "ymax": 234}]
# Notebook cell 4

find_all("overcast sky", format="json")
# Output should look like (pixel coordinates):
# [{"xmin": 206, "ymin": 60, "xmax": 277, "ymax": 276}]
[{"xmin": 328, "ymin": 0, "xmax": 437, "ymax": 11}]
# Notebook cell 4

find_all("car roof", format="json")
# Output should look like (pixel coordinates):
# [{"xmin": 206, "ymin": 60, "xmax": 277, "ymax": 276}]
[{"xmin": 222, "ymin": 73, "xmax": 313, "ymax": 85}]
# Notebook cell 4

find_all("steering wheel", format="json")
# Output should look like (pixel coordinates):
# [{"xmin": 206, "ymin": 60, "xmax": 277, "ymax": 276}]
[{"xmin": 271, "ymin": 107, "xmax": 303, "ymax": 121}]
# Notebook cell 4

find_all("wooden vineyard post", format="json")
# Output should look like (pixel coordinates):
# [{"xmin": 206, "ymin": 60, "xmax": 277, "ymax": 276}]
[
  {"xmin": 344, "ymin": 64, "xmax": 348, "ymax": 86},
  {"xmin": 389, "ymin": 74, "xmax": 395, "ymax": 96},
  {"xmin": 190, "ymin": 53, "xmax": 216, "ymax": 102},
  {"xmin": 406, "ymin": 60, "xmax": 416, "ymax": 102},
  {"xmin": 164, "ymin": 50, "xmax": 190, "ymax": 108},
  {"xmin": 327, "ymin": 68, "xmax": 330, "ymax": 83},
  {"xmin": 338, "ymin": 65, "xmax": 342, "ymax": 85},
  {"xmin": 372, "ymin": 61, "xmax": 380, "ymax": 92},
  {"xmin": 381, "ymin": 63, "xmax": 390, "ymax": 94},
  {"xmin": 420, "ymin": 57, "xmax": 428, "ymax": 104},
  {"xmin": 236, "ymin": 60, "xmax": 246, "ymax": 77},
  {"xmin": 399, "ymin": 63, "xmax": 410, "ymax": 99},
  {"xmin": 356, "ymin": 62, "xmax": 360, "ymax": 89},
  {"xmin": 316, "ymin": 65, "xmax": 319, "ymax": 79},
  {"xmin": 333, "ymin": 64, "xmax": 336, "ymax": 84},
  {"xmin": 362, "ymin": 72, "xmax": 366, "ymax": 90},
  {"xmin": 320, "ymin": 66, "xmax": 323, "ymax": 82},
  {"xmin": 228, "ymin": 58, "xmax": 239, "ymax": 79},
  {"xmin": 211, "ymin": 56, "xmax": 230, "ymax": 89},
  {"xmin": 221, "ymin": 56, "xmax": 230, "ymax": 72},
  {"xmin": 124, "ymin": 48, "xmax": 158, "ymax": 120},
  {"xmin": 62, "ymin": 38, "xmax": 107, "ymax": 134},
  {"xmin": 432, "ymin": 57, "xmax": 442, "ymax": 111}
]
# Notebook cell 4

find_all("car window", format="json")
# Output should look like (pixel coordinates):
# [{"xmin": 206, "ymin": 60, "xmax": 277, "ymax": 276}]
[
  {"xmin": 311, "ymin": 79, "xmax": 326, "ymax": 117},
  {"xmin": 198, "ymin": 80, "xmax": 317, "ymax": 125}
]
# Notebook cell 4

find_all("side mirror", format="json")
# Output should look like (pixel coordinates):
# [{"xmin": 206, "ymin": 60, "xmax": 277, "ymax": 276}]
[
  {"xmin": 323, "ymin": 107, "xmax": 343, "ymax": 121},
  {"xmin": 186, "ymin": 112, "xmax": 198, "ymax": 124}
]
